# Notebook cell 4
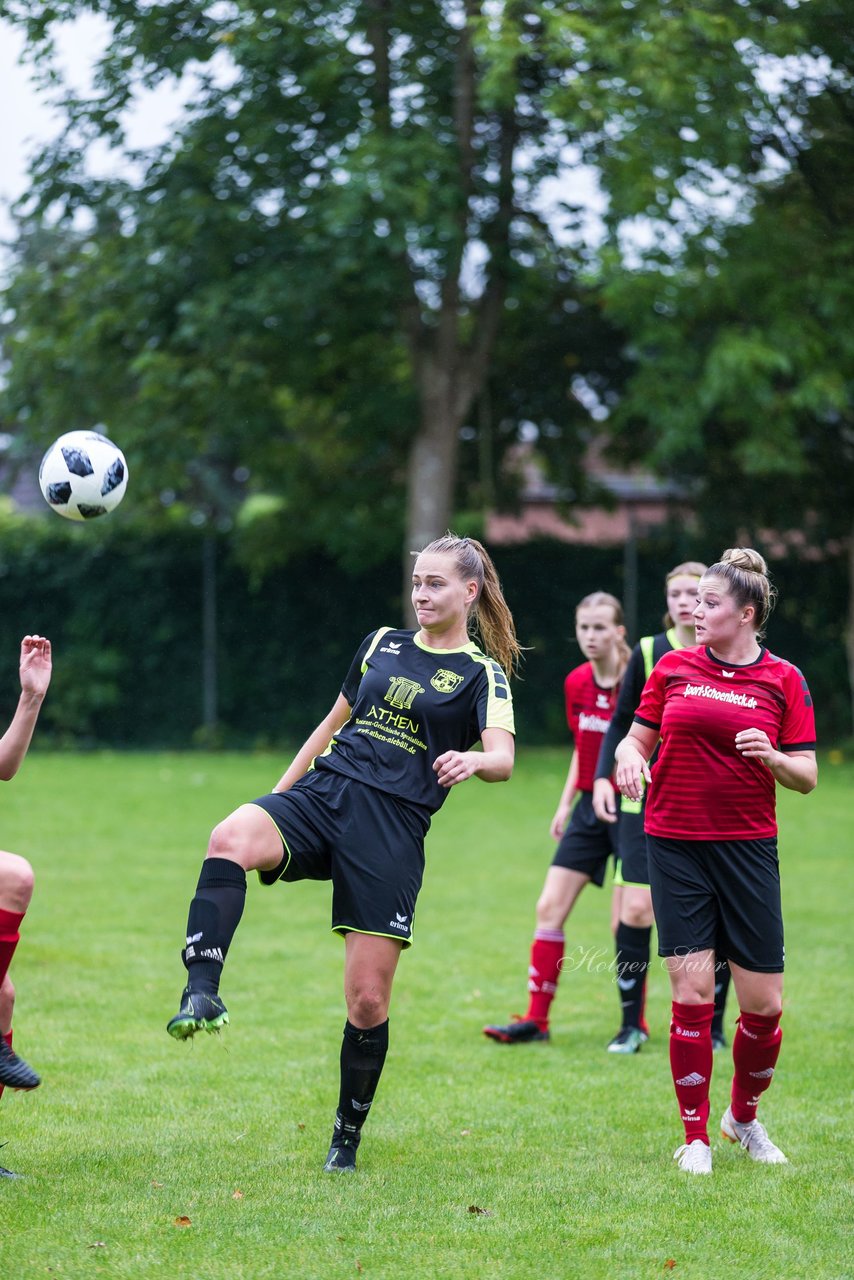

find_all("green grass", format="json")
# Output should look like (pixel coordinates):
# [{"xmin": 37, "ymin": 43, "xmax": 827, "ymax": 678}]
[{"xmin": 1, "ymin": 749, "xmax": 851, "ymax": 1279}]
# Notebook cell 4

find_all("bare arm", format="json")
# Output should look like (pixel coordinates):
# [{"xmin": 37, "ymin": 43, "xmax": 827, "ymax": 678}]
[
  {"xmin": 0, "ymin": 636, "xmax": 52, "ymax": 781},
  {"xmin": 614, "ymin": 723, "xmax": 660, "ymax": 804},
  {"xmin": 272, "ymin": 693, "xmax": 353, "ymax": 793},
  {"xmin": 735, "ymin": 732, "xmax": 817, "ymax": 794},
  {"xmin": 549, "ymin": 750, "xmax": 579, "ymax": 840},
  {"xmin": 432, "ymin": 726, "xmax": 515, "ymax": 789}
]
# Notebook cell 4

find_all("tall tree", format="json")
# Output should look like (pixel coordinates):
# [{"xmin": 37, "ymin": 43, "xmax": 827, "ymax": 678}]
[
  {"xmin": 1, "ymin": 1, "xmax": 844, "ymax": 601},
  {"xmin": 599, "ymin": 10, "xmax": 854, "ymax": 728}
]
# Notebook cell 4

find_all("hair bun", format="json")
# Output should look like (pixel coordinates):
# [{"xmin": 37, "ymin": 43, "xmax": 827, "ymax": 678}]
[{"xmin": 719, "ymin": 547, "xmax": 768, "ymax": 576}]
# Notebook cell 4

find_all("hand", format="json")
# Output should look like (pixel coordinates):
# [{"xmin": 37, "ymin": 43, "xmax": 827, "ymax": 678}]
[
  {"xmin": 592, "ymin": 777, "xmax": 618, "ymax": 824},
  {"xmin": 19, "ymin": 635, "xmax": 52, "ymax": 700},
  {"xmin": 433, "ymin": 750, "xmax": 478, "ymax": 788},
  {"xmin": 614, "ymin": 750, "xmax": 651, "ymax": 804},
  {"xmin": 735, "ymin": 727, "xmax": 776, "ymax": 768},
  {"xmin": 549, "ymin": 804, "xmax": 570, "ymax": 841}
]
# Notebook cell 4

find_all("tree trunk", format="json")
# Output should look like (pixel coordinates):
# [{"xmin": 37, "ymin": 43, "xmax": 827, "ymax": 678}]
[{"xmin": 402, "ymin": 413, "xmax": 461, "ymax": 622}]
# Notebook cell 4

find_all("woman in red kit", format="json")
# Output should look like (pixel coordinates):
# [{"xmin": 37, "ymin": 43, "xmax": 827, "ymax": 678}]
[
  {"xmin": 0, "ymin": 636, "xmax": 53, "ymax": 1179},
  {"xmin": 615, "ymin": 549, "xmax": 816, "ymax": 1175},
  {"xmin": 484, "ymin": 592, "xmax": 630, "ymax": 1044}
]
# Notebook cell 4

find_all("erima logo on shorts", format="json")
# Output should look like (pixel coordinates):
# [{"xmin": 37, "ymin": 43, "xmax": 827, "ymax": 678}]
[{"xmin": 388, "ymin": 919, "xmax": 409, "ymax": 932}]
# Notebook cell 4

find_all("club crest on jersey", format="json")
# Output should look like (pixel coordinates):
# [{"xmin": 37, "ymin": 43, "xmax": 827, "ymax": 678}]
[
  {"xmin": 431, "ymin": 668, "xmax": 464, "ymax": 694},
  {"xmin": 384, "ymin": 676, "xmax": 424, "ymax": 710}
]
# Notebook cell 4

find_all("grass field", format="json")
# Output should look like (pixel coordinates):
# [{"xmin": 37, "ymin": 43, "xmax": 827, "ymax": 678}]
[{"xmin": 0, "ymin": 749, "xmax": 851, "ymax": 1279}]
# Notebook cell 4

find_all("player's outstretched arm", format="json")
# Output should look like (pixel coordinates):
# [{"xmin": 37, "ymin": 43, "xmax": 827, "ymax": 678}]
[
  {"xmin": 433, "ymin": 727, "xmax": 514, "ymax": 788},
  {"xmin": 272, "ymin": 693, "xmax": 353, "ymax": 793},
  {"xmin": 0, "ymin": 635, "xmax": 52, "ymax": 781}
]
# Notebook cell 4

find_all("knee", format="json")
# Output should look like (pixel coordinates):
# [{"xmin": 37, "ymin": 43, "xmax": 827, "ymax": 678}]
[
  {"xmin": 206, "ymin": 806, "xmax": 279, "ymax": 873},
  {"xmin": 740, "ymin": 996, "xmax": 783, "ymax": 1020},
  {"xmin": 670, "ymin": 974, "xmax": 715, "ymax": 1005},
  {"xmin": 346, "ymin": 988, "xmax": 389, "ymax": 1029},
  {"xmin": 0, "ymin": 855, "xmax": 34, "ymax": 913},
  {"xmin": 621, "ymin": 893, "xmax": 654, "ymax": 929},
  {"xmin": 207, "ymin": 815, "xmax": 250, "ymax": 862},
  {"xmin": 535, "ymin": 892, "xmax": 566, "ymax": 931}
]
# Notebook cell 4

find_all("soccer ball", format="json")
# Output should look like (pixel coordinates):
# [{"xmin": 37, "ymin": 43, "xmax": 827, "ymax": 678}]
[{"xmin": 39, "ymin": 430, "xmax": 129, "ymax": 521}]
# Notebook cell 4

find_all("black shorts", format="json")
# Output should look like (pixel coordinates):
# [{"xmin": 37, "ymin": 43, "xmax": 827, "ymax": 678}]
[
  {"xmin": 615, "ymin": 804, "xmax": 649, "ymax": 887},
  {"xmin": 251, "ymin": 770, "xmax": 429, "ymax": 947},
  {"xmin": 647, "ymin": 834, "xmax": 784, "ymax": 973},
  {"xmin": 552, "ymin": 792, "xmax": 620, "ymax": 888}
]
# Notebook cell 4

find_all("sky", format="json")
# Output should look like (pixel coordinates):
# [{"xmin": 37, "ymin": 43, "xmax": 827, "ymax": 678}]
[
  {"xmin": 1, "ymin": 11, "xmax": 608, "ymax": 263},
  {"xmin": 0, "ymin": 13, "xmax": 191, "ymax": 250},
  {"xmin": 0, "ymin": 22, "xmax": 62, "ymax": 240}
]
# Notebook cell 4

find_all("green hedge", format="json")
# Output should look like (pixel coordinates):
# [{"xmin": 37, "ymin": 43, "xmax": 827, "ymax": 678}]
[{"xmin": 0, "ymin": 516, "xmax": 847, "ymax": 747}]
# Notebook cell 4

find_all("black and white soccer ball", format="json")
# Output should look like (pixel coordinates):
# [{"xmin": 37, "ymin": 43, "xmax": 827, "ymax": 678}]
[{"xmin": 39, "ymin": 430, "xmax": 129, "ymax": 521}]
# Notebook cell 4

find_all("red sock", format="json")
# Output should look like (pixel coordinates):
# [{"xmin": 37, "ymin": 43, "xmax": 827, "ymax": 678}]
[
  {"xmin": 0, "ymin": 1030, "xmax": 11, "ymax": 1103},
  {"xmin": 0, "ymin": 909, "xmax": 24, "ymax": 989},
  {"xmin": 730, "ymin": 1009, "xmax": 782, "ymax": 1123},
  {"xmin": 670, "ymin": 1001, "xmax": 714, "ymax": 1145},
  {"xmin": 524, "ymin": 931, "xmax": 564, "ymax": 1030}
]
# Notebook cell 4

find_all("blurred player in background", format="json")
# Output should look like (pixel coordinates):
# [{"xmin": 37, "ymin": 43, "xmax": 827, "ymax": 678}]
[
  {"xmin": 593, "ymin": 560, "xmax": 732, "ymax": 1054},
  {"xmin": 615, "ymin": 549, "xmax": 816, "ymax": 1174},
  {"xmin": 484, "ymin": 592, "xmax": 629, "ymax": 1045},
  {"xmin": 0, "ymin": 635, "xmax": 53, "ymax": 1179},
  {"xmin": 166, "ymin": 535, "xmax": 520, "ymax": 1174}
]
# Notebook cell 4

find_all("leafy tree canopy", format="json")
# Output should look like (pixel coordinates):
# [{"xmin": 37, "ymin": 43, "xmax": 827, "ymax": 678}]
[{"xmin": 0, "ymin": 1, "xmax": 846, "ymax": 576}]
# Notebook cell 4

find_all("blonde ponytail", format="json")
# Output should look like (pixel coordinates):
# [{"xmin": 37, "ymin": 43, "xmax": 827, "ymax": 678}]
[{"xmin": 416, "ymin": 533, "xmax": 524, "ymax": 676}]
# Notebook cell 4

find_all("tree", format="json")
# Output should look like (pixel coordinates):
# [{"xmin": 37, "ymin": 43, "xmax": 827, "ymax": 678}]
[
  {"xmin": 3, "ymin": 1, "xmax": 835, "ymax": 604},
  {"xmin": 599, "ymin": 14, "xmax": 854, "ymax": 729}
]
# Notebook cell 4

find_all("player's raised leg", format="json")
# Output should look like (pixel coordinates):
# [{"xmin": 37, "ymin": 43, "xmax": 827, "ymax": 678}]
[{"xmin": 167, "ymin": 805, "xmax": 284, "ymax": 1039}]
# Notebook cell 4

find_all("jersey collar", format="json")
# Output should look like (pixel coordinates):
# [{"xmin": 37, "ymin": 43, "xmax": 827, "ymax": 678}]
[
  {"xmin": 704, "ymin": 645, "xmax": 767, "ymax": 669},
  {"xmin": 413, "ymin": 633, "xmax": 479, "ymax": 657}
]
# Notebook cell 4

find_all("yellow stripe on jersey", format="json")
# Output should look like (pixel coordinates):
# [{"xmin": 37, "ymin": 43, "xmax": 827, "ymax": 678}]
[
  {"xmin": 468, "ymin": 649, "xmax": 515, "ymax": 735},
  {"xmin": 361, "ymin": 626, "xmax": 394, "ymax": 673}
]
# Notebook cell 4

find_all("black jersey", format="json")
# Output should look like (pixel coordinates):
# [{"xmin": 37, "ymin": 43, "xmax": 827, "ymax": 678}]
[
  {"xmin": 312, "ymin": 627, "xmax": 515, "ymax": 818},
  {"xmin": 594, "ymin": 630, "xmax": 681, "ymax": 781}
]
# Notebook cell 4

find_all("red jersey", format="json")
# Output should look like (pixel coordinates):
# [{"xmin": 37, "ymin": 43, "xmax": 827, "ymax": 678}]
[
  {"xmin": 635, "ymin": 646, "xmax": 816, "ymax": 840},
  {"xmin": 564, "ymin": 662, "xmax": 621, "ymax": 792}
]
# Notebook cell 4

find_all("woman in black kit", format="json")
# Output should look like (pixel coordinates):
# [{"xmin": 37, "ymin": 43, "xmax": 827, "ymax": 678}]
[{"xmin": 166, "ymin": 534, "xmax": 520, "ymax": 1174}]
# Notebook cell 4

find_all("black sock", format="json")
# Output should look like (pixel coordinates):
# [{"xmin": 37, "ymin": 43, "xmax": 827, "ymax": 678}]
[
  {"xmin": 615, "ymin": 923, "xmax": 651, "ymax": 1030},
  {"xmin": 183, "ymin": 857, "xmax": 247, "ymax": 996},
  {"xmin": 712, "ymin": 958, "xmax": 732, "ymax": 1037},
  {"xmin": 335, "ymin": 1019, "xmax": 389, "ymax": 1143}
]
